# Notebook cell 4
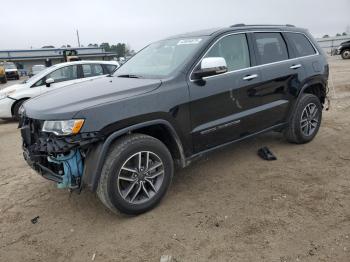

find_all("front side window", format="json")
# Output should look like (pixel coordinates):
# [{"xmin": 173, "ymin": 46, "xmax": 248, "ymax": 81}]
[
  {"xmin": 82, "ymin": 64, "xmax": 104, "ymax": 78},
  {"xmin": 105, "ymin": 64, "xmax": 117, "ymax": 74},
  {"xmin": 285, "ymin": 32, "xmax": 316, "ymax": 57},
  {"xmin": 114, "ymin": 37, "xmax": 208, "ymax": 78},
  {"xmin": 33, "ymin": 78, "xmax": 45, "ymax": 87},
  {"xmin": 204, "ymin": 33, "xmax": 250, "ymax": 72},
  {"xmin": 46, "ymin": 65, "xmax": 78, "ymax": 83},
  {"xmin": 254, "ymin": 33, "xmax": 289, "ymax": 64}
]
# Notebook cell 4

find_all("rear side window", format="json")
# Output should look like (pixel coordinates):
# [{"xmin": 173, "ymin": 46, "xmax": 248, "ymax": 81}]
[
  {"xmin": 82, "ymin": 64, "xmax": 104, "ymax": 78},
  {"xmin": 254, "ymin": 33, "xmax": 289, "ymax": 64},
  {"xmin": 204, "ymin": 33, "xmax": 250, "ymax": 72},
  {"xmin": 285, "ymin": 32, "xmax": 316, "ymax": 57}
]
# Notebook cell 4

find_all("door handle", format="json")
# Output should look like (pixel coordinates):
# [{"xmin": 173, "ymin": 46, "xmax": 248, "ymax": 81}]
[
  {"xmin": 243, "ymin": 74, "xmax": 258, "ymax": 81},
  {"xmin": 290, "ymin": 64, "xmax": 302, "ymax": 69}
]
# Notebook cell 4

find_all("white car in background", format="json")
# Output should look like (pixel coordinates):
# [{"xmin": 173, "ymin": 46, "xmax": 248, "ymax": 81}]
[
  {"xmin": 29, "ymin": 65, "xmax": 46, "ymax": 77},
  {"xmin": 0, "ymin": 60, "xmax": 119, "ymax": 119}
]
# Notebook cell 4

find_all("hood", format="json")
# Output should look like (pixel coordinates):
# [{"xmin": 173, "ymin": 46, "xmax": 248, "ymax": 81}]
[
  {"xmin": 0, "ymin": 83, "xmax": 26, "ymax": 95},
  {"xmin": 5, "ymin": 68, "xmax": 18, "ymax": 72},
  {"xmin": 24, "ymin": 76, "xmax": 162, "ymax": 120}
]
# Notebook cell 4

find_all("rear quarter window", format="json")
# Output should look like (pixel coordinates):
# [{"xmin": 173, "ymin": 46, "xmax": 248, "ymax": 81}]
[
  {"xmin": 82, "ymin": 64, "xmax": 104, "ymax": 78},
  {"xmin": 285, "ymin": 32, "xmax": 316, "ymax": 57}
]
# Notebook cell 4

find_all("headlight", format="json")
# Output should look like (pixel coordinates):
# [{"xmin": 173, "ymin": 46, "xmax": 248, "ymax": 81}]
[
  {"xmin": 337, "ymin": 45, "xmax": 343, "ymax": 50},
  {"xmin": 42, "ymin": 119, "xmax": 85, "ymax": 136}
]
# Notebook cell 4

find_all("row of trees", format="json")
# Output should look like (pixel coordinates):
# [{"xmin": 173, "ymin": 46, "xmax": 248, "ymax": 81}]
[
  {"xmin": 89, "ymin": 43, "xmax": 134, "ymax": 58},
  {"xmin": 322, "ymin": 32, "xmax": 348, "ymax": 38}
]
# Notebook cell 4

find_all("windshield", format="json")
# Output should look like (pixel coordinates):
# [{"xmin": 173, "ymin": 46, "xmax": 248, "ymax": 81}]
[
  {"xmin": 4, "ymin": 63, "xmax": 17, "ymax": 69},
  {"xmin": 114, "ymin": 37, "xmax": 207, "ymax": 78}
]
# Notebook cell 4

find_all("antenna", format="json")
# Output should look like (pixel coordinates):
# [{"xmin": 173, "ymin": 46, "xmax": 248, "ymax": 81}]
[{"xmin": 76, "ymin": 30, "xmax": 81, "ymax": 47}]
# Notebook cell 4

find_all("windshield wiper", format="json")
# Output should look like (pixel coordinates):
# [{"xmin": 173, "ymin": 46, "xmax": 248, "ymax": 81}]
[{"xmin": 117, "ymin": 74, "xmax": 141, "ymax": 79}]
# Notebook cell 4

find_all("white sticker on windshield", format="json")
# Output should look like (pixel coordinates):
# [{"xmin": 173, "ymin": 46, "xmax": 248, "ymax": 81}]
[{"xmin": 177, "ymin": 39, "xmax": 202, "ymax": 45}]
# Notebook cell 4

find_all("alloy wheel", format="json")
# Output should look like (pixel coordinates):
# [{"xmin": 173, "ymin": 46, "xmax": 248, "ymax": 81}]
[
  {"xmin": 300, "ymin": 102, "xmax": 319, "ymax": 136},
  {"xmin": 117, "ymin": 151, "xmax": 165, "ymax": 204}
]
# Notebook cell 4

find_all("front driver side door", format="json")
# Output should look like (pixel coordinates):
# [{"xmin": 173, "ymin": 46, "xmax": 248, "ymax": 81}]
[
  {"xmin": 40, "ymin": 65, "xmax": 80, "ymax": 94},
  {"xmin": 187, "ymin": 33, "xmax": 262, "ymax": 153}
]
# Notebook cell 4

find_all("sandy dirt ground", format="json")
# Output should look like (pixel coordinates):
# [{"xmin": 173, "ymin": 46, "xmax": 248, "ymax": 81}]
[{"xmin": 0, "ymin": 57, "xmax": 349, "ymax": 262}]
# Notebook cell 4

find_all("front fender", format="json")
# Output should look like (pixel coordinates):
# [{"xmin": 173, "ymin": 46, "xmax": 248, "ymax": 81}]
[{"xmin": 82, "ymin": 119, "xmax": 186, "ymax": 191}]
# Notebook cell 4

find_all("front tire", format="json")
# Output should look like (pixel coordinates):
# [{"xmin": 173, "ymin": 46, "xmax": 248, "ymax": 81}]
[
  {"xmin": 284, "ymin": 94, "xmax": 322, "ymax": 144},
  {"xmin": 341, "ymin": 49, "xmax": 350, "ymax": 59},
  {"xmin": 13, "ymin": 100, "xmax": 26, "ymax": 121},
  {"xmin": 97, "ymin": 134, "xmax": 174, "ymax": 215}
]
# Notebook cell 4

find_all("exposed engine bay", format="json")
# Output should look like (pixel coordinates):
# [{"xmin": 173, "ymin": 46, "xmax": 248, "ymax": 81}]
[{"xmin": 19, "ymin": 117, "xmax": 102, "ymax": 190}]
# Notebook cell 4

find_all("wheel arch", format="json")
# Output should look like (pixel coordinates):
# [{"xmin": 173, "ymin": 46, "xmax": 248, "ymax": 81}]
[
  {"xmin": 11, "ymin": 97, "xmax": 30, "ymax": 116},
  {"xmin": 298, "ymin": 78, "xmax": 327, "ymax": 104},
  {"xmin": 286, "ymin": 78, "xmax": 327, "ymax": 124},
  {"xmin": 301, "ymin": 83, "xmax": 327, "ymax": 104},
  {"xmin": 82, "ymin": 119, "xmax": 187, "ymax": 191}
]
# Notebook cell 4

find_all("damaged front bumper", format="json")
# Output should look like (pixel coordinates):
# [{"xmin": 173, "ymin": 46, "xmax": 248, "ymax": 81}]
[{"xmin": 20, "ymin": 117, "xmax": 103, "ymax": 190}]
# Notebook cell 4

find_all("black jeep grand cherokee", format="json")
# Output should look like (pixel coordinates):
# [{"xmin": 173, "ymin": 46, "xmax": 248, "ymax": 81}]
[{"xmin": 20, "ymin": 24, "xmax": 329, "ymax": 215}]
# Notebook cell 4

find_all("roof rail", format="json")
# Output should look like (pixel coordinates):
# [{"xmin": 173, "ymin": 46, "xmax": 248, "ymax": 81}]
[{"xmin": 230, "ymin": 24, "xmax": 295, "ymax": 28}]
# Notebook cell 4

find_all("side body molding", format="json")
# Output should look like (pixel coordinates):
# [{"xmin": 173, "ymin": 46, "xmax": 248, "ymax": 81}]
[{"xmin": 82, "ymin": 119, "xmax": 186, "ymax": 191}]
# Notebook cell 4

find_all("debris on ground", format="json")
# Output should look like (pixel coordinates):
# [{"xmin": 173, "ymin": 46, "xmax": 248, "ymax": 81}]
[
  {"xmin": 30, "ymin": 216, "xmax": 40, "ymax": 224},
  {"xmin": 258, "ymin": 146, "xmax": 277, "ymax": 161},
  {"xmin": 160, "ymin": 255, "xmax": 172, "ymax": 262}
]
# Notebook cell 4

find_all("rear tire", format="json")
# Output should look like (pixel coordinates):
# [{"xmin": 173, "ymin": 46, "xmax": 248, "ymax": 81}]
[
  {"xmin": 341, "ymin": 49, "xmax": 350, "ymax": 59},
  {"xmin": 0, "ymin": 77, "xmax": 6, "ymax": 84},
  {"xmin": 97, "ymin": 134, "xmax": 174, "ymax": 215},
  {"xmin": 284, "ymin": 94, "xmax": 322, "ymax": 144}
]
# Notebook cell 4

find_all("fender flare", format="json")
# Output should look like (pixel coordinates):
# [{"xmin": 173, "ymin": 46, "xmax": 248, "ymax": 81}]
[
  {"xmin": 286, "ymin": 79, "xmax": 326, "ymax": 123},
  {"xmin": 297, "ymin": 79, "xmax": 327, "ymax": 100},
  {"xmin": 82, "ymin": 119, "xmax": 186, "ymax": 191}
]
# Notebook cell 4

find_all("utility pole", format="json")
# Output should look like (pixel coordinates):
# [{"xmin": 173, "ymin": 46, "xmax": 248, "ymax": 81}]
[{"xmin": 76, "ymin": 30, "xmax": 81, "ymax": 47}]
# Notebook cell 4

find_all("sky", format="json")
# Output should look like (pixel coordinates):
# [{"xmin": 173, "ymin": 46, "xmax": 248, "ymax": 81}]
[{"xmin": 1, "ymin": 0, "xmax": 349, "ymax": 51}]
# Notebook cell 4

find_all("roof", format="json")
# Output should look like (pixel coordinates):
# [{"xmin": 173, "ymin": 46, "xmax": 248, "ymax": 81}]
[
  {"xmin": 164, "ymin": 24, "xmax": 306, "ymax": 40},
  {"xmin": 0, "ymin": 47, "xmax": 103, "ymax": 53},
  {"xmin": 0, "ymin": 46, "xmax": 117, "ymax": 61}
]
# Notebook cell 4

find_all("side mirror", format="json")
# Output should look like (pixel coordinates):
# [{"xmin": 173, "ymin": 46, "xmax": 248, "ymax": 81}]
[
  {"xmin": 45, "ymin": 78, "xmax": 55, "ymax": 87},
  {"xmin": 193, "ymin": 57, "xmax": 228, "ymax": 79}
]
